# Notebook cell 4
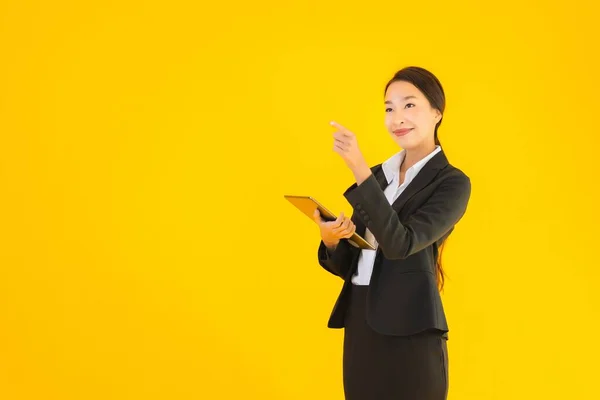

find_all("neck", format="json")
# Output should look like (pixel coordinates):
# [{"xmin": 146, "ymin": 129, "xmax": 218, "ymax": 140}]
[{"xmin": 401, "ymin": 143, "xmax": 437, "ymax": 172}]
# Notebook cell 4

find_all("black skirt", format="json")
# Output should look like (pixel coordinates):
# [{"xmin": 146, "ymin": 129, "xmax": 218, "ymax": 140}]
[{"xmin": 343, "ymin": 284, "xmax": 449, "ymax": 400}]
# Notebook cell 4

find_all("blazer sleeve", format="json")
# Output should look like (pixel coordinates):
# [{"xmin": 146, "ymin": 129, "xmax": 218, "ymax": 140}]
[
  {"xmin": 343, "ymin": 172, "xmax": 471, "ymax": 260},
  {"xmin": 317, "ymin": 239, "xmax": 355, "ymax": 279}
]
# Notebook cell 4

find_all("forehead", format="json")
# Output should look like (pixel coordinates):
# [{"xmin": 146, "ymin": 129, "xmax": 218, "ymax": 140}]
[{"xmin": 384, "ymin": 80, "xmax": 422, "ymax": 101}]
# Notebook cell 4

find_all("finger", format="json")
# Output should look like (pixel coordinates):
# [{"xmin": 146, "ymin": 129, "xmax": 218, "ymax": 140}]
[
  {"xmin": 341, "ymin": 226, "xmax": 356, "ymax": 238},
  {"xmin": 341, "ymin": 217, "xmax": 352, "ymax": 230},
  {"xmin": 333, "ymin": 143, "xmax": 348, "ymax": 154},
  {"xmin": 334, "ymin": 142, "xmax": 349, "ymax": 152},
  {"xmin": 330, "ymin": 121, "xmax": 353, "ymax": 137},
  {"xmin": 338, "ymin": 224, "xmax": 356, "ymax": 238},
  {"xmin": 333, "ymin": 132, "xmax": 353, "ymax": 142},
  {"xmin": 347, "ymin": 225, "xmax": 356, "ymax": 237},
  {"xmin": 333, "ymin": 135, "xmax": 351, "ymax": 146},
  {"xmin": 332, "ymin": 218, "xmax": 350, "ymax": 233},
  {"xmin": 336, "ymin": 226, "xmax": 353, "ymax": 237},
  {"xmin": 331, "ymin": 211, "xmax": 344, "ymax": 228},
  {"xmin": 336, "ymin": 217, "xmax": 353, "ymax": 233},
  {"xmin": 312, "ymin": 209, "xmax": 323, "ymax": 224}
]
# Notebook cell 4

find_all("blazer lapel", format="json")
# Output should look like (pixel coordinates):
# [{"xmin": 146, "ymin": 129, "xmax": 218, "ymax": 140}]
[
  {"xmin": 350, "ymin": 150, "xmax": 448, "ymax": 240},
  {"xmin": 390, "ymin": 150, "xmax": 449, "ymax": 213}
]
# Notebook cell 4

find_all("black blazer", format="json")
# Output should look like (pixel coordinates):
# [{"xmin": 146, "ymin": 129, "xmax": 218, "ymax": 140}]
[{"xmin": 317, "ymin": 149, "xmax": 471, "ymax": 337}]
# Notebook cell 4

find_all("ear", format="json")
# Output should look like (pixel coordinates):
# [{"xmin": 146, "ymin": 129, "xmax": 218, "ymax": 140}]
[{"xmin": 434, "ymin": 109, "xmax": 442, "ymax": 123}]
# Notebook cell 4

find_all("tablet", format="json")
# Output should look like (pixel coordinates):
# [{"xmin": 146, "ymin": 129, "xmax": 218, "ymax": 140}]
[{"xmin": 284, "ymin": 195, "xmax": 376, "ymax": 250}]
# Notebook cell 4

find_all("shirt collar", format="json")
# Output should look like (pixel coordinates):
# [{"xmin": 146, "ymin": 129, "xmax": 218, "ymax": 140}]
[{"xmin": 381, "ymin": 145, "xmax": 442, "ymax": 184}]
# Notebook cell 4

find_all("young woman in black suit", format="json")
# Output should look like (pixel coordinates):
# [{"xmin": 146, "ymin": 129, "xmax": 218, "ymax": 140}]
[{"xmin": 312, "ymin": 66, "xmax": 471, "ymax": 400}]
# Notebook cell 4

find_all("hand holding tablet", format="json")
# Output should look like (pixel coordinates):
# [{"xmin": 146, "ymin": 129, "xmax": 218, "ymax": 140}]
[{"xmin": 284, "ymin": 195, "xmax": 376, "ymax": 250}]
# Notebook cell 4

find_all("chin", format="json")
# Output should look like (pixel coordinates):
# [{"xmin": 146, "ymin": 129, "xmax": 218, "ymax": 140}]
[{"xmin": 394, "ymin": 136, "xmax": 420, "ymax": 150}]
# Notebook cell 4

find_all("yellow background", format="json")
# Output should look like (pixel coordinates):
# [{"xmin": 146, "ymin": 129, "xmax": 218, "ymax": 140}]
[{"xmin": 1, "ymin": 1, "xmax": 598, "ymax": 399}]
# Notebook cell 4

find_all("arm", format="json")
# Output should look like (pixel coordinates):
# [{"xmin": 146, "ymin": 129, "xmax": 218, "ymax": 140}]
[
  {"xmin": 317, "ymin": 238, "xmax": 356, "ymax": 279},
  {"xmin": 343, "ymin": 173, "xmax": 471, "ymax": 260}
]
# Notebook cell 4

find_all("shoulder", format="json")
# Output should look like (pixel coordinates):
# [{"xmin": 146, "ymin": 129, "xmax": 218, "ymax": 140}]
[
  {"xmin": 440, "ymin": 162, "xmax": 469, "ymax": 181},
  {"xmin": 436, "ymin": 162, "xmax": 471, "ymax": 197}
]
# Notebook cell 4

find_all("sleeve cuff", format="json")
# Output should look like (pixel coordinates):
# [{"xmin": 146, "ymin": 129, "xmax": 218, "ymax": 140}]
[{"xmin": 343, "ymin": 173, "xmax": 381, "ymax": 210}]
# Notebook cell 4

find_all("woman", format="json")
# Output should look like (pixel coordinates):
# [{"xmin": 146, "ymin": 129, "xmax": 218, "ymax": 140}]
[{"xmin": 312, "ymin": 66, "xmax": 471, "ymax": 400}]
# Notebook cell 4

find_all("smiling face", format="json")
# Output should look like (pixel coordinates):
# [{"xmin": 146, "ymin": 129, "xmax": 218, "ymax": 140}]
[{"xmin": 384, "ymin": 80, "xmax": 442, "ymax": 151}]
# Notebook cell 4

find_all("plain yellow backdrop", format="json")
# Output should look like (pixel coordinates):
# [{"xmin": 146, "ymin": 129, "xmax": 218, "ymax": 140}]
[{"xmin": 1, "ymin": 1, "xmax": 599, "ymax": 399}]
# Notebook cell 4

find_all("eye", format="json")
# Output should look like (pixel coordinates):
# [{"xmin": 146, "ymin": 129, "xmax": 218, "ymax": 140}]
[
  {"xmin": 405, "ymin": 103, "xmax": 415, "ymax": 109},
  {"xmin": 385, "ymin": 107, "xmax": 392, "ymax": 112}
]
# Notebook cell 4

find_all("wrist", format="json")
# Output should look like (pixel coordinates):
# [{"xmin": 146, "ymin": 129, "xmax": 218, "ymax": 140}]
[
  {"xmin": 323, "ymin": 239, "xmax": 339, "ymax": 250},
  {"xmin": 351, "ymin": 160, "xmax": 371, "ymax": 185}
]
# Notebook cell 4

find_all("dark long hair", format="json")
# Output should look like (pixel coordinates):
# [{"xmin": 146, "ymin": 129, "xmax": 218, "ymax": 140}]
[{"xmin": 384, "ymin": 66, "xmax": 448, "ymax": 292}]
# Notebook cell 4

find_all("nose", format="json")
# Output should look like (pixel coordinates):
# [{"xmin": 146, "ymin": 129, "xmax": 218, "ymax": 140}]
[{"xmin": 391, "ymin": 111, "xmax": 405, "ymax": 127}]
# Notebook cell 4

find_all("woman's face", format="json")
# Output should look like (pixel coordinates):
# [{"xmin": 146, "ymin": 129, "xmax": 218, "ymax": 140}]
[{"xmin": 384, "ymin": 80, "xmax": 441, "ymax": 150}]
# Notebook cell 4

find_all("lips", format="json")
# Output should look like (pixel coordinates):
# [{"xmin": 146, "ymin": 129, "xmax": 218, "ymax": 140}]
[{"xmin": 393, "ymin": 128, "xmax": 413, "ymax": 137}]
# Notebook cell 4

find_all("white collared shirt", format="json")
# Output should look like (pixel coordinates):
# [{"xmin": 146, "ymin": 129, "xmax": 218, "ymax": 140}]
[{"xmin": 351, "ymin": 145, "xmax": 442, "ymax": 285}]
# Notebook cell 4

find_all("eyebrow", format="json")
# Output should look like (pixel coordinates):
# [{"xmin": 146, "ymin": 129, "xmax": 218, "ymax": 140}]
[{"xmin": 385, "ymin": 96, "xmax": 417, "ymax": 104}]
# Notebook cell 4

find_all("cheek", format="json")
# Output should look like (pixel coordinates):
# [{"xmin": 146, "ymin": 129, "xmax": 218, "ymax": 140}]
[
  {"xmin": 411, "ymin": 110, "xmax": 430, "ymax": 127},
  {"xmin": 384, "ymin": 114, "xmax": 393, "ymax": 129},
  {"xmin": 404, "ymin": 109, "xmax": 418, "ymax": 122}
]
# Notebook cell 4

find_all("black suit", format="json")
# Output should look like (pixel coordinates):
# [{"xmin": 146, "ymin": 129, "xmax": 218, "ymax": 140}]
[
  {"xmin": 318, "ymin": 149, "xmax": 471, "ymax": 336},
  {"xmin": 316, "ymin": 149, "xmax": 471, "ymax": 400}
]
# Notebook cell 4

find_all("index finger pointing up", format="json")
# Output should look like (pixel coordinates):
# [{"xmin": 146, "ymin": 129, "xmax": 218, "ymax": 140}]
[{"xmin": 330, "ymin": 121, "xmax": 353, "ymax": 136}]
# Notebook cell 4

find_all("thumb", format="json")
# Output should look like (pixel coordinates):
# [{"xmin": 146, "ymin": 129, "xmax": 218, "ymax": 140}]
[{"xmin": 312, "ymin": 209, "xmax": 323, "ymax": 224}]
